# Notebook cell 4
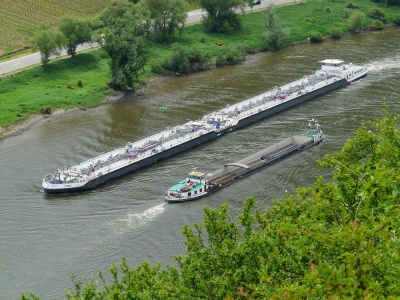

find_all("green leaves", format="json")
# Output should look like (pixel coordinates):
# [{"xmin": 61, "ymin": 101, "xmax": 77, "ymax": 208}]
[
  {"xmin": 265, "ymin": 5, "xmax": 289, "ymax": 50},
  {"xmin": 97, "ymin": 2, "xmax": 151, "ymax": 90},
  {"xmin": 59, "ymin": 17, "xmax": 92, "ymax": 58},
  {"xmin": 31, "ymin": 26, "xmax": 64, "ymax": 69},
  {"xmin": 144, "ymin": 0, "xmax": 188, "ymax": 42},
  {"xmin": 199, "ymin": 0, "xmax": 243, "ymax": 33}
]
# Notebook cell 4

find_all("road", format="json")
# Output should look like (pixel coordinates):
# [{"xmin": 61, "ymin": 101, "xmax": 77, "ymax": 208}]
[{"xmin": 0, "ymin": 0, "xmax": 297, "ymax": 76}]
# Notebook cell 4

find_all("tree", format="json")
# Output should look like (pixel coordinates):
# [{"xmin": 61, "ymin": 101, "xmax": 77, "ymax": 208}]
[
  {"xmin": 31, "ymin": 27, "xmax": 64, "ymax": 69},
  {"xmin": 265, "ymin": 5, "xmax": 289, "ymax": 50},
  {"xmin": 199, "ymin": 0, "xmax": 243, "ymax": 33},
  {"xmin": 144, "ymin": 0, "xmax": 187, "ymax": 42},
  {"xmin": 59, "ymin": 17, "xmax": 92, "ymax": 58},
  {"xmin": 349, "ymin": 10, "xmax": 365, "ymax": 32},
  {"xmin": 97, "ymin": 1, "xmax": 151, "ymax": 90}
]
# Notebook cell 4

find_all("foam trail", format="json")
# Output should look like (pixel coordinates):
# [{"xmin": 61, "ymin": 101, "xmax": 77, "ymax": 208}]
[
  {"xmin": 365, "ymin": 56, "xmax": 400, "ymax": 72},
  {"xmin": 125, "ymin": 203, "xmax": 166, "ymax": 227}
]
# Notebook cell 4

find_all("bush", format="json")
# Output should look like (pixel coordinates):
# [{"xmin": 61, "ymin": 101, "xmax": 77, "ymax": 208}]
[
  {"xmin": 345, "ymin": 3, "xmax": 359, "ymax": 9},
  {"xmin": 394, "ymin": 14, "xmax": 400, "ymax": 25},
  {"xmin": 203, "ymin": 11, "xmax": 241, "ymax": 34},
  {"xmin": 368, "ymin": 19, "xmax": 384, "ymax": 30},
  {"xmin": 331, "ymin": 27, "xmax": 343, "ymax": 38},
  {"xmin": 367, "ymin": 8, "xmax": 386, "ymax": 22},
  {"xmin": 216, "ymin": 43, "xmax": 246, "ymax": 66},
  {"xmin": 308, "ymin": 31, "xmax": 324, "ymax": 43},
  {"xmin": 157, "ymin": 43, "xmax": 210, "ymax": 74},
  {"xmin": 348, "ymin": 11, "xmax": 365, "ymax": 32}
]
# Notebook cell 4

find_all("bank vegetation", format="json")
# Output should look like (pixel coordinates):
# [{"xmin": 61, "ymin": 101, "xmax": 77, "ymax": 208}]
[{"xmin": 1, "ymin": 0, "xmax": 400, "ymax": 137}]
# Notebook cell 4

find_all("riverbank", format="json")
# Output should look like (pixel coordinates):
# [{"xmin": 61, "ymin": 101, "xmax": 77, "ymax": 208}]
[
  {"xmin": 1, "ymin": 0, "xmax": 399, "ymax": 141},
  {"xmin": 0, "ymin": 90, "xmax": 125, "ymax": 142}
]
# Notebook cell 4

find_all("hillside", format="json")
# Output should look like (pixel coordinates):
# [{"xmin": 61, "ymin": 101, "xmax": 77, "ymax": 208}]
[{"xmin": 0, "ymin": 0, "xmax": 113, "ymax": 55}]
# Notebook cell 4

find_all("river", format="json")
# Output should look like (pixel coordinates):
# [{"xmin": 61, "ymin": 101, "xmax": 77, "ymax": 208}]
[{"xmin": 1, "ymin": 27, "xmax": 399, "ymax": 299}]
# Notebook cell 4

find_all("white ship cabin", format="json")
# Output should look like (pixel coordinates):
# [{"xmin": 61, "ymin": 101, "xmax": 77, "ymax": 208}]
[
  {"xmin": 320, "ymin": 59, "xmax": 346, "ymax": 71},
  {"xmin": 187, "ymin": 171, "xmax": 206, "ymax": 182},
  {"xmin": 318, "ymin": 59, "xmax": 367, "ymax": 82}
]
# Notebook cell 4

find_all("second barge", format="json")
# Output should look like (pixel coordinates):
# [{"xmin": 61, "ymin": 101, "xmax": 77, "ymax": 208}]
[{"xmin": 165, "ymin": 119, "xmax": 323, "ymax": 202}]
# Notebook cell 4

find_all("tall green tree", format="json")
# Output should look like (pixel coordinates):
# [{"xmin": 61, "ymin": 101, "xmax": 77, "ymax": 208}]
[
  {"xmin": 97, "ymin": 1, "xmax": 151, "ymax": 90},
  {"xmin": 59, "ymin": 17, "xmax": 92, "ymax": 58},
  {"xmin": 145, "ymin": 0, "xmax": 187, "ymax": 41},
  {"xmin": 199, "ymin": 0, "xmax": 243, "ymax": 33},
  {"xmin": 31, "ymin": 27, "xmax": 64, "ymax": 69},
  {"xmin": 265, "ymin": 5, "xmax": 289, "ymax": 50}
]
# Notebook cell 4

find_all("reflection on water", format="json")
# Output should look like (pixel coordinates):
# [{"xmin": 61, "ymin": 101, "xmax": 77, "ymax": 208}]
[{"xmin": 0, "ymin": 27, "xmax": 399, "ymax": 299}]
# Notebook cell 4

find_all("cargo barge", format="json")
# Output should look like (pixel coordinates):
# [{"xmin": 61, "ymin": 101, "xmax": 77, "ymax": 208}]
[
  {"xmin": 165, "ymin": 119, "xmax": 323, "ymax": 202},
  {"xmin": 42, "ymin": 59, "xmax": 366, "ymax": 194}
]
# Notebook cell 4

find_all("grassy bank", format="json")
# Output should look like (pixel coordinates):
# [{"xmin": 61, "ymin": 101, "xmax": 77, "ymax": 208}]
[
  {"xmin": 1, "ymin": 0, "xmax": 399, "ymax": 138},
  {"xmin": 0, "ymin": 51, "xmax": 112, "ymax": 129},
  {"xmin": 0, "ymin": 0, "xmax": 113, "ymax": 55}
]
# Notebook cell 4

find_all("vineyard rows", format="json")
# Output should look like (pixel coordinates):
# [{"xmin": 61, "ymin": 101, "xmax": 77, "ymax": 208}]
[{"xmin": 0, "ymin": 0, "xmax": 113, "ymax": 49}]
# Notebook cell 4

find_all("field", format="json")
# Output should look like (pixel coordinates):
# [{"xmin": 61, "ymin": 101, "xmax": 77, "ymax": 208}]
[{"xmin": 0, "ymin": 0, "xmax": 113, "ymax": 55}]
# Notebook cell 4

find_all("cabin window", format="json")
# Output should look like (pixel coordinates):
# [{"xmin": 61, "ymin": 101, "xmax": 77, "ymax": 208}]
[
  {"xmin": 200, "ymin": 188, "xmax": 202, "ymax": 192},
  {"xmin": 194, "ymin": 190, "xmax": 197, "ymax": 195},
  {"xmin": 188, "ymin": 192, "xmax": 191, "ymax": 196}
]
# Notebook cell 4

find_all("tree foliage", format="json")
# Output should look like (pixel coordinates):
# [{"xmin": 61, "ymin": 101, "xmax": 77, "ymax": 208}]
[
  {"xmin": 199, "ymin": 0, "xmax": 243, "ymax": 33},
  {"xmin": 144, "ymin": 0, "xmax": 187, "ymax": 42},
  {"xmin": 97, "ymin": 1, "xmax": 151, "ymax": 90},
  {"xmin": 31, "ymin": 27, "xmax": 64, "ymax": 69},
  {"xmin": 59, "ymin": 17, "xmax": 92, "ymax": 58},
  {"xmin": 265, "ymin": 5, "xmax": 289, "ymax": 50},
  {"xmin": 159, "ymin": 43, "xmax": 210, "ymax": 74},
  {"xmin": 216, "ymin": 43, "xmax": 246, "ymax": 66},
  {"xmin": 367, "ymin": 8, "xmax": 386, "ymax": 24},
  {"xmin": 21, "ymin": 110, "xmax": 400, "ymax": 299},
  {"xmin": 349, "ymin": 10, "xmax": 365, "ymax": 32}
]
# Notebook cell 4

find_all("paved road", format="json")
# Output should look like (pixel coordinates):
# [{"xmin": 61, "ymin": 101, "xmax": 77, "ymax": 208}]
[{"xmin": 0, "ymin": 0, "xmax": 296, "ymax": 75}]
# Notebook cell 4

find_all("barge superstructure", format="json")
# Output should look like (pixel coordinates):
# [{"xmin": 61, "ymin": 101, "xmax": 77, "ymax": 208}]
[
  {"xmin": 42, "ymin": 59, "xmax": 366, "ymax": 194},
  {"xmin": 165, "ymin": 119, "xmax": 323, "ymax": 202}
]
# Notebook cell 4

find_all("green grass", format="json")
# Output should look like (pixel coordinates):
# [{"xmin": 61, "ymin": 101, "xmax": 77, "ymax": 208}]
[
  {"xmin": 0, "ymin": 51, "xmax": 112, "ymax": 127},
  {"xmin": 1, "ymin": 0, "xmax": 399, "ymax": 136}
]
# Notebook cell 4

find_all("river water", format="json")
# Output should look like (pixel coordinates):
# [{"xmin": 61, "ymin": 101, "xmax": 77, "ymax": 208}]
[{"xmin": 1, "ymin": 27, "xmax": 399, "ymax": 299}]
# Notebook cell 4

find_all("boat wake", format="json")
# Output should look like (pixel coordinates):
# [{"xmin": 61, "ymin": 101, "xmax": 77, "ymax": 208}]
[
  {"xmin": 365, "ymin": 56, "xmax": 400, "ymax": 72},
  {"xmin": 124, "ymin": 203, "xmax": 166, "ymax": 227}
]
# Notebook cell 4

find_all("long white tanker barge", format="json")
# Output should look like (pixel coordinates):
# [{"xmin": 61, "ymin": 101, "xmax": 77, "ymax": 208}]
[{"xmin": 42, "ymin": 59, "xmax": 367, "ymax": 194}]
